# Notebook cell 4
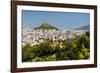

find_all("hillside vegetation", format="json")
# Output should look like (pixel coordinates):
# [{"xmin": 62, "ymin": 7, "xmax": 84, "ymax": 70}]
[{"xmin": 34, "ymin": 23, "xmax": 58, "ymax": 30}]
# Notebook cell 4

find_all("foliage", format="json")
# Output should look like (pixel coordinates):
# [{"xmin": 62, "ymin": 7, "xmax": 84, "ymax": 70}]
[
  {"xmin": 22, "ymin": 44, "xmax": 33, "ymax": 62},
  {"xmin": 34, "ymin": 23, "xmax": 58, "ymax": 30},
  {"xmin": 34, "ymin": 40, "xmax": 55, "ymax": 57},
  {"xmin": 22, "ymin": 31, "xmax": 90, "ymax": 62}
]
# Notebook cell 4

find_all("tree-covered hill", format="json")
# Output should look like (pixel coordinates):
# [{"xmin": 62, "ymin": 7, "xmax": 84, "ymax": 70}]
[{"xmin": 34, "ymin": 23, "xmax": 58, "ymax": 30}]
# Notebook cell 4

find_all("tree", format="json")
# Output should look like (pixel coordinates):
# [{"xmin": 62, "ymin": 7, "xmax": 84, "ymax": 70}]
[
  {"xmin": 80, "ymin": 44, "xmax": 90, "ymax": 59},
  {"xmin": 22, "ymin": 44, "xmax": 33, "ymax": 62},
  {"xmin": 79, "ymin": 33, "xmax": 90, "ymax": 49},
  {"xmin": 35, "ymin": 40, "xmax": 55, "ymax": 57}
]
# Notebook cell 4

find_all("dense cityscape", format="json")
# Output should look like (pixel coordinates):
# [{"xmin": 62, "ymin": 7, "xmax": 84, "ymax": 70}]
[
  {"xmin": 22, "ymin": 23, "xmax": 90, "ymax": 62},
  {"xmin": 22, "ymin": 28, "xmax": 88, "ymax": 47}
]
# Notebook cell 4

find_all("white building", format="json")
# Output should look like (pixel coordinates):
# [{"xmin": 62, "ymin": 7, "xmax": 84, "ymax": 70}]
[{"xmin": 22, "ymin": 28, "xmax": 88, "ymax": 47}]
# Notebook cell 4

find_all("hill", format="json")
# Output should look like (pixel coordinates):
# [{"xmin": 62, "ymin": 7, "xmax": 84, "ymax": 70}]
[
  {"xmin": 76, "ymin": 25, "xmax": 90, "ymax": 30},
  {"xmin": 34, "ymin": 23, "xmax": 58, "ymax": 30}
]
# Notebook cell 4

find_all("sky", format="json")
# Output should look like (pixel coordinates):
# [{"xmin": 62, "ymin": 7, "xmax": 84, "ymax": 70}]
[{"xmin": 22, "ymin": 10, "xmax": 90, "ymax": 29}]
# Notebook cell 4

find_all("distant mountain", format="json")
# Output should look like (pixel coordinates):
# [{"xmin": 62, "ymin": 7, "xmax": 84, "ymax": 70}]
[
  {"xmin": 34, "ymin": 23, "xmax": 58, "ymax": 30},
  {"xmin": 76, "ymin": 25, "xmax": 90, "ymax": 30}
]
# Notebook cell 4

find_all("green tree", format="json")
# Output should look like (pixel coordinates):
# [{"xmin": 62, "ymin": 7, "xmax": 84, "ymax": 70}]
[
  {"xmin": 22, "ymin": 44, "xmax": 33, "ymax": 62},
  {"xmin": 35, "ymin": 40, "xmax": 55, "ymax": 57}
]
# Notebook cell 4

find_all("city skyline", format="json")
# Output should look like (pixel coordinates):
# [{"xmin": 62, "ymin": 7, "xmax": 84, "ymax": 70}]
[{"xmin": 22, "ymin": 10, "xmax": 90, "ymax": 29}]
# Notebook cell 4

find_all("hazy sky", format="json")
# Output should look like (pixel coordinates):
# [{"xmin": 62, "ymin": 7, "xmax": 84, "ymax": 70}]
[{"xmin": 22, "ymin": 10, "xmax": 90, "ymax": 29}]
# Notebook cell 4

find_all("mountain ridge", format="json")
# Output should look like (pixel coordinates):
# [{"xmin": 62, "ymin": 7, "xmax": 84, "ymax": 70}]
[{"xmin": 76, "ymin": 25, "xmax": 90, "ymax": 30}]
